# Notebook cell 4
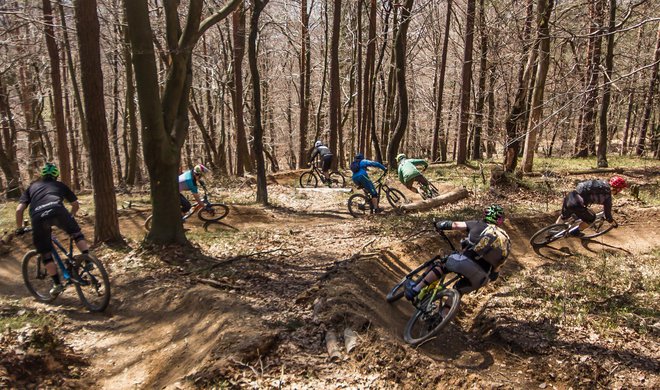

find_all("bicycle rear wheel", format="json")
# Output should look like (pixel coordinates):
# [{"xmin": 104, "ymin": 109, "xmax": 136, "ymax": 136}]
[
  {"xmin": 386, "ymin": 188, "xmax": 407, "ymax": 209},
  {"xmin": 73, "ymin": 254, "xmax": 111, "ymax": 312},
  {"xmin": 198, "ymin": 203, "xmax": 230, "ymax": 222},
  {"xmin": 403, "ymin": 288, "xmax": 460, "ymax": 346},
  {"xmin": 299, "ymin": 171, "xmax": 318, "ymax": 188},
  {"xmin": 328, "ymin": 172, "xmax": 346, "ymax": 188},
  {"xmin": 428, "ymin": 183, "xmax": 440, "ymax": 198},
  {"xmin": 581, "ymin": 218, "xmax": 614, "ymax": 239},
  {"xmin": 22, "ymin": 250, "xmax": 58, "ymax": 303},
  {"xmin": 144, "ymin": 215, "xmax": 153, "ymax": 231},
  {"xmin": 348, "ymin": 193, "xmax": 370, "ymax": 218},
  {"xmin": 529, "ymin": 223, "xmax": 569, "ymax": 247}
]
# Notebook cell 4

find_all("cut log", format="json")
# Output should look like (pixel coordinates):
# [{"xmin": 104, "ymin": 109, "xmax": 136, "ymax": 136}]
[
  {"xmin": 523, "ymin": 167, "xmax": 624, "ymax": 177},
  {"xmin": 295, "ymin": 187, "xmax": 353, "ymax": 193},
  {"xmin": 400, "ymin": 188, "xmax": 469, "ymax": 212},
  {"xmin": 325, "ymin": 330, "xmax": 342, "ymax": 361},
  {"xmin": 343, "ymin": 328, "xmax": 358, "ymax": 353}
]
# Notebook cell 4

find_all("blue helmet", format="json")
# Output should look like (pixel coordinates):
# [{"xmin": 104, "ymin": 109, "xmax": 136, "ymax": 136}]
[{"xmin": 355, "ymin": 153, "xmax": 364, "ymax": 160}]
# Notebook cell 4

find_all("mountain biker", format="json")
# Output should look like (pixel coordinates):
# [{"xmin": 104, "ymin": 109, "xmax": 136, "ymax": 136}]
[
  {"xmin": 396, "ymin": 153, "xmax": 430, "ymax": 197},
  {"xmin": 179, "ymin": 164, "xmax": 209, "ymax": 214},
  {"xmin": 14, "ymin": 163, "xmax": 90, "ymax": 297},
  {"xmin": 309, "ymin": 140, "xmax": 333, "ymax": 184},
  {"xmin": 556, "ymin": 176, "xmax": 628, "ymax": 237},
  {"xmin": 350, "ymin": 153, "xmax": 387, "ymax": 213},
  {"xmin": 404, "ymin": 205, "xmax": 510, "ymax": 304}
]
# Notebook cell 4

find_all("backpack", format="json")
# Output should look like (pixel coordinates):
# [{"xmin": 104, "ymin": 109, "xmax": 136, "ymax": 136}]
[
  {"xmin": 350, "ymin": 160, "xmax": 361, "ymax": 174},
  {"xmin": 469, "ymin": 224, "xmax": 511, "ymax": 269}
]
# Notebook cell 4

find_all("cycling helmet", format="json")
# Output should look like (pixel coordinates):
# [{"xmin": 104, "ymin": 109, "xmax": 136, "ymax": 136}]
[
  {"xmin": 484, "ymin": 204, "xmax": 505, "ymax": 225},
  {"xmin": 609, "ymin": 176, "xmax": 628, "ymax": 189},
  {"xmin": 315, "ymin": 140, "xmax": 323, "ymax": 147},
  {"xmin": 193, "ymin": 164, "xmax": 209, "ymax": 176},
  {"xmin": 41, "ymin": 162, "xmax": 59, "ymax": 179},
  {"xmin": 396, "ymin": 153, "xmax": 406, "ymax": 163},
  {"xmin": 355, "ymin": 153, "xmax": 364, "ymax": 161}
]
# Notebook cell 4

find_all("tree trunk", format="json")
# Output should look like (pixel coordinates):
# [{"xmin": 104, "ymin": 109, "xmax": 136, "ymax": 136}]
[
  {"xmin": 328, "ymin": 0, "xmax": 342, "ymax": 168},
  {"xmin": 597, "ymin": 0, "xmax": 616, "ymax": 167},
  {"xmin": 297, "ymin": 0, "xmax": 311, "ymax": 168},
  {"xmin": 122, "ymin": 10, "xmax": 141, "ymax": 186},
  {"xmin": 486, "ymin": 65, "xmax": 496, "ymax": 158},
  {"xmin": 42, "ymin": 0, "xmax": 72, "ymax": 186},
  {"xmin": 231, "ymin": 2, "xmax": 253, "ymax": 175},
  {"xmin": 621, "ymin": 91, "xmax": 633, "ymax": 155},
  {"xmin": 314, "ymin": 0, "xmax": 330, "ymax": 142},
  {"xmin": 0, "ymin": 78, "xmax": 21, "ymax": 198},
  {"xmin": 575, "ymin": 0, "xmax": 604, "ymax": 157},
  {"xmin": 432, "ymin": 0, "xmax": 452, "ymax": 162},
  {"xmin": 636, "ymin": 22, "xmax": 660, "ymax": 156},
  {"xmin": 248, "ymin": 0, "xmax": 270, "ymax": 204},
  {"xmin": 456, "ymin": 0, "xmax": 476, "ymax": 164},
  {"xmin": 521, "ymin": 0, "xmax": 555, "ymax": 173},
  {"xmin": 472, "ymin": 0, "xmax": 487, "ymax": 161},
  {"xmin": 74, "ymin": 0, "xmax": 122, "ymax": 244}
]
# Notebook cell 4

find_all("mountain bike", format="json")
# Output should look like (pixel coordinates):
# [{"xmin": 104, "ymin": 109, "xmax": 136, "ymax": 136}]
[
  {"xmin": 19, "ymin": 227, "xmax": 111, "ymax": 312},
  {"xmin": 144, "ymin": 184, "xmax": 229, "ymax": 231},
  {"xmin": 529, "ymin": 211, "xmax": 616, "ymax": 247},
  {"xmin": 299, "ymin": 162, "xmax": 346, "ymax": 188},
  {"xmin": 416, "ymin": 167, "xmax": 440, "ymax": 200},
  {"xmin": 347, "ymin": 172, "xmax": 407, "ymax": 217},
  {"xmin": 386, "ymin": 230, "xmax": 463, "ymax": 346}
]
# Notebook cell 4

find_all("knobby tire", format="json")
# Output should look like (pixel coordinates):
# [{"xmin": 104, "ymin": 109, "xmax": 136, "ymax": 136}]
[{"xmin": 403, "ymin": 288, "xmax": 461, "ymax": 346}]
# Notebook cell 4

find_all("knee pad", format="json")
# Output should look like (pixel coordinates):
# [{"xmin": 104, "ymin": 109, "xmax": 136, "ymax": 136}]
[{"xmin": 72, "ymin": 231, "xmax": 86, "ymax": 242}]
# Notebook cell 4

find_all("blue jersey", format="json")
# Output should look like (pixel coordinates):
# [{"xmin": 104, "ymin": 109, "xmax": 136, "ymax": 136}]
[
  {"xmin": 351, "ymin": 159, "xmax": 386, "ymax": 180},
  {"xmin": 178, "ymin": 170, "xmax": 199, "ymax": 194}
]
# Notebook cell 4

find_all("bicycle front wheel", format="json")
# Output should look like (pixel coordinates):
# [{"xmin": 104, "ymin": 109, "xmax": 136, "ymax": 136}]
[
  {"xmin": 581, "ymin": 218, "xmax": 614, "ymax": 239},
  {"xmin": 22, "ymin": 250, "xmax": 58, "ymax": 303},
  {"xmin": 198, "ymin": 203, "xmax": 230, "ymax": 222},
  {"xmin": 386, "ymin": 188, "xmax": 407, "ymax": 209},
  {"xmin": 328, "ymin": 172, "xmax": 346, "ymax": 188},
  {"xmin": 74, "ymin": 254, "xmax": 111, "ymax": 312},
  {"xmin": 144, "ymin": 215, "xmax": 153, "ymax": 231},
  {"xmin": 348, "ymin": 193, "xmax": 370, "ymax": 218},
  {"xmin": 529, "ymin": 223, "xmax": 569, "ymax": 247},
  {"xmin": 403, "ymin": 288, "xmax": 461, "ymax": 346},
  {"xmin": 299, "ymin": 171, "xmax": 318, "ymax": 188}
]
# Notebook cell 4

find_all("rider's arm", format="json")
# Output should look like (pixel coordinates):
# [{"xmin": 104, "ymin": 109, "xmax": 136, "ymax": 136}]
[
  {"xmin": 309, "ymin": 148, "xmax": 318, "ymax": 163},
  {"xmin": 70, "ymin": 200, "xmax": 80, "ymax": 217},
  {"xmin": 411, "ymin": 159, "xmax": 428, "ymax": 169},
  {"xmin": 435, "ymin": 220, "xmax": 468, "ymax": 231},
  {"xmin": 15, "ymin": 203, "xmax": 27, "ymax": 229}
]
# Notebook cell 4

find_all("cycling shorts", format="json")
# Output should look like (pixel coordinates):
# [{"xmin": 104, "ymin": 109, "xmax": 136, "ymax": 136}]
[
  {"xmin": 353, "ymin": 175, "xmax": 377, "ymax": 197},
  {"xmin": 179, "ymin": 193, "xmax": 192, "ymax": 213},
  {"xmin": 321, "ymin": 154, "xmax": 333, "ymax": 171},
  {"xmin": 561, "ymin": 191, "xmax": 596, "ymax": 223},
  {"xmin": 444, "ymin": 253, "xmax": 489, "ymax": 294},
  {"xmin": 30, "ymin": 205, "xmax": 82, "ymax": 254}
]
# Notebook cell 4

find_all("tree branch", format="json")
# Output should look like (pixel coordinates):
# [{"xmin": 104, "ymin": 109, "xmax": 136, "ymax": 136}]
[{"xmin": 198, "ymin": 0, "xmax": 242, "ymax": 37}]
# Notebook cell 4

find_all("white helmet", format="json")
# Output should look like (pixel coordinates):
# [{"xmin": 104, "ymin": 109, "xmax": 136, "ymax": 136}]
[{"xmin": 315, "ymin": 140, "xmax": 323, "ymax": 147}]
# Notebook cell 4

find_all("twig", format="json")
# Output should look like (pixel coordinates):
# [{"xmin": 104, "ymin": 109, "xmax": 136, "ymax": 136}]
[{"xmin": 361, "ymin": 238, "xmax": 377, "ymax": 251}]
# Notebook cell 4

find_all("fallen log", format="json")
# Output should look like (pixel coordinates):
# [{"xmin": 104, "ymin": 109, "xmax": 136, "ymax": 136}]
[
  {"xmin": 400, "ymin": 187, "xmax": 469, "ymax": 212},
  {"xmin": 523, "ymin": 167, "xmax": 624, "ymax": 177}
]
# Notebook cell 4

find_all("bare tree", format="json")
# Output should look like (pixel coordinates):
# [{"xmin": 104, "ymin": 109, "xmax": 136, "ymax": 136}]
[
  {"xmin": 456, "ymin": 0, "xmax": 477, "ymax": 164},
  {"xmin": 636, "ymin": 22, "xmax": 660, "ymax": 156}
]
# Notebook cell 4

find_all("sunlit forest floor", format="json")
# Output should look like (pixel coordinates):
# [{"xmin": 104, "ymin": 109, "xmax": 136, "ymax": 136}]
[{"xmin": 1, "ymin": 158, "xmax": 658, "ymax": 389}]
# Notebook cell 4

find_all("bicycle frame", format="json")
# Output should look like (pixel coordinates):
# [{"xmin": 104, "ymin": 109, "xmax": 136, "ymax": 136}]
[
  {"xmin": 411, "ymin": 230, "xmax": 461, "ymax": 306},
  {"xmin": 49, "ymin": 235, "xmax": 74, "ymax": 281}
]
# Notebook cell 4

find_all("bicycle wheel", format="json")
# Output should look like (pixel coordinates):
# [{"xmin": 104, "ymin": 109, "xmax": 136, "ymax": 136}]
[
  {"xmin": 348, "ymin": 193, "xmax": 371, "ymax": 218},
  {"xmin": 144, "ymin": 215, "xmax": 153, "ymax": 231},
  {"xmin": 386, "ymin": 188, "xmax": 407, "ymax": 208},
  {"xmin": 429, "ymin": 183, "xmax": 440, "ymax": 198},
  {"xmin": 328, "ymin": 172, "xmax": 346, "ymax": 188},
  {"xmin": 403, "ymin": 288, "xmax": 461, "ymax": 346},
  {"xmin": 299, "ymin": 171, "xmax": 318, "ymax": 188},
  {"xmin": 198, "ymin": 203, "xmax": 230, "ymax": 222},
  {"xmin": 529, "ymin": 223, "xmax": 569, "ymax": 247},
  {"xmin": 22, "ymin": 250, "xmax": 58, "ymax": 303},
  {"xmin": 73, "ymin": 254, "xmax": 111, "ymax": 312},
  {"xmin": 581, "ymin": 218, "xmax": 615, "ymax": 239}
]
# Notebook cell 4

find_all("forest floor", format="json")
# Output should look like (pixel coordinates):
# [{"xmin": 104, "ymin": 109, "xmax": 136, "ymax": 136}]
[{"xmin": 0, "ymin": 162, "xmax": 659, "ymax": 389}]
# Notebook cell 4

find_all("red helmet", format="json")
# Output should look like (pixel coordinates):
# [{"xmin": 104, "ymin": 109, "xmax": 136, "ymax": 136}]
[{"xmin": 609, "ymin": 176, "xmax": 627, "ymax": 189}]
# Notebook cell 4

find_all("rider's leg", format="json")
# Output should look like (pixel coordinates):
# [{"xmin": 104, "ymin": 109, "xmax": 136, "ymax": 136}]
[
  {"xmin": 32, "ymin": 220, "xmax": 60, "ymax": 284},
  {"xmin": 180, "ymin": 193, "xmax": 192, "ymax": 215},
  {"xmin": 322, "ymin": 156, "xmax": 333, "ymax": 181}
]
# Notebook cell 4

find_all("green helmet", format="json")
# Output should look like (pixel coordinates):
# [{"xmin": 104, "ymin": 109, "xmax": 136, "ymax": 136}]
[
  {"xmin": 396, "ymin": 153, "xmax": 406, "ymax": 163},
  {"xmin": 484, "ymin": 204, "xmax": 504, "ymax": 225},
  {"xmin": 41, "ymin": 162, "xmax": 59, "ymax": 179}
]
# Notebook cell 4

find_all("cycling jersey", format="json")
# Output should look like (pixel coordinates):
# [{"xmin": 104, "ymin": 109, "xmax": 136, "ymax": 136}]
[
  {"xmin": 562, "ymin": 180, "xmax": 613, "ymax": 222},
  {"xmin": 351, "ymin": 159, "xmax": 386, "ymax": 179},
  {"xmin": 460, "ymin": 220, "xmax": 492, "ymax": 273},
  {"xmin": 178, "ymin": 170, "xmax": 199, "ymax": 194},
  {"xmin": 351, "ymin": 160, "xmax": 386, "ymax": 198},
  {"xmin": 397, "ymin": 158, "xmax": 428, "ymax": 184},
  {"xmin": 310, "ymin": 145, "xmax": 333, "ymax": 162},
  {"xmin": 19, "ymin": 178, "xmax": 77, "ymax": 217}
]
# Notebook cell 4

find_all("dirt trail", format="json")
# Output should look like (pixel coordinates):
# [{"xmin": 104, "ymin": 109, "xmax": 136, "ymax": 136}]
[{"xmin": 1, "ymin": 182, "xmax": 658, "ymax": 388}]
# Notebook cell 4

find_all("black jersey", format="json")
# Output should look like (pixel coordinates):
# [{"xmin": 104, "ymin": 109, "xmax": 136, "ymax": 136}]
[
  {"xmin": 19, "ymin": 178, "xmax": 77, "ymax": 217},
  {"xmin": 462, "ymin": 220, "xmax": 492, "ymax": 272}
]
